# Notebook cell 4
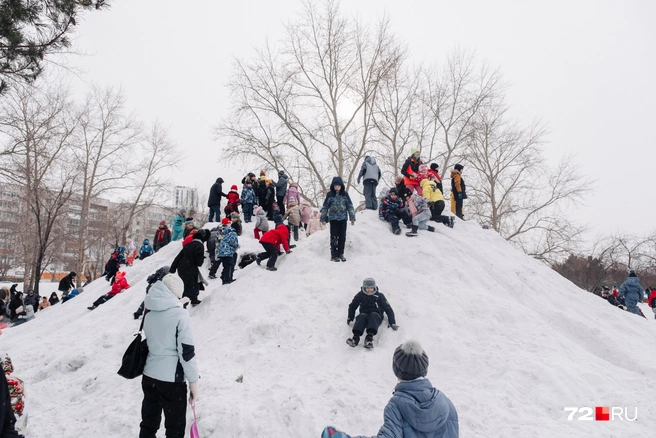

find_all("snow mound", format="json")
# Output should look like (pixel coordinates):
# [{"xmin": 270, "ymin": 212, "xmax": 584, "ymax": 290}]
[{"xmin": 3, "ymin": 211, "xmax": 656, "ymax": 437}]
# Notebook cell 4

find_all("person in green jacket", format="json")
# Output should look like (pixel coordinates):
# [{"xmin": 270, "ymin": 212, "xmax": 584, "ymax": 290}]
[{"xmin": 171, "ymin": 208, "xmax": 186, "ymax": 241}]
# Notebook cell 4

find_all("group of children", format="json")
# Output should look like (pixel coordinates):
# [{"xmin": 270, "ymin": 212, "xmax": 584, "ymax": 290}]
[{"xmin": 597, "ymin": 270, "xmax": 656, "ymax": 319}]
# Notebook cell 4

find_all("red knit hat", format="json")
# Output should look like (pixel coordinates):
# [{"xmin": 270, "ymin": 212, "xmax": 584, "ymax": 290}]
[
  {"xmin": 231, "ymin": 185, "xmax": 238, "ymax": 191},
  {"xmin": 221, "ymin": 218, "xmax": 230, "ymax": 225}
]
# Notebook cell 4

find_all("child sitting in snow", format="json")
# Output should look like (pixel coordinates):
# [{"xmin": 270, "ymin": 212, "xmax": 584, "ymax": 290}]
[
  {"xmin": 282, "ymin": 199, "xmax": 302, "ymax": 241},
  {"xmin": 61, "ymin": 287, "xmax": 83, "ymax": 303},
  {"xmin": 230, "ymin": 212, "xmax": 242, "ymax": 236},
  {"xmin": 88, "ymin": 271, "xmax": 130, "ymax": 310},
  {"xmin": 253, "ymin": 206, "xmax": 269, "ymax": 239},
  {"xmin": 346, "ymin": 278, "xmax": 398, "ymax": 349},
  {"xmin": 306, "ymin": 210, "xmax": 325, "ymax": 236},
  {"xmin": 139, "ymin": 239, "xmax": 154, "ymax": 260}
]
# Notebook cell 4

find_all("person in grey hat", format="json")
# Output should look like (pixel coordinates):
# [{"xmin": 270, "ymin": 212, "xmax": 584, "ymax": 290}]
[
  {"xmin": 346, "ymin": 278, "xmax": 397, "ymax": 349},
  {"xmin": 322, "ymin": 339, "xmax": 459, "ymax": 438}
]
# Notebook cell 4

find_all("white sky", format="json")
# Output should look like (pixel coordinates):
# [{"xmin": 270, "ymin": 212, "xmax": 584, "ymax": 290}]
[{"xmin": 55, "ymin": 0, "xmax": 656, "ymax": 238}]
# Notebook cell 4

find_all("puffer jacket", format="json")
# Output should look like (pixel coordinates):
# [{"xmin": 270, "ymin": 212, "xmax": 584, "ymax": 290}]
[
  {"xmin": 300, "ymin": 201, "xmax": 312, "ymax": 224},
  {"xmin": 283, "ymin": 205, "xmax": 302, "ymax": 226},
  {"xmin": 259, "ymin": 224, "xmax": 291, "ymax": 252},
  {"xmin": 108, "ymin": 275, "xmax": 130, "ymax": 296},
  {"xmin": 254, "ymin": 207, "xmax": 270, "ymax": 232},
  {"xmin": 38, "ymin": 299, "xmax": 50, "ymax": 310},
  {"xmin": 307, "ymin": 216, "xmax": 325, "ymax": 236},
  {"xmin": 172, "ymin": 213, "xmax": 186, "ymax": 235},
  {"xmin": 240, "ymin": 186, "xmax": 257, "ymax": 204},
  {"xmin": 283, "ymin": 183, "xmax": 301, "ymax": 207},
  {"xmin": 412, "ymin": 195, "xmax": 430, "ymax": 215},
  {"xmin": 143, "ymin": 281, "xmax": 199, "ymax": 384},
  {"xmin": 320, "ymin": 177, "xmax": 355, "ymax": 222},
  {"xmin": 348, "ymin": 289, "xmax": 396, "ymax": 324},
  {"xmin": 619, "ymin": 276, "xmax": 644, "ymax": 302},
  {"xmin": 354, "ymin": 378, "xmax": 459, "ymax": 438},
  {"xmin": 276, "ymin": 173, "xmax": 289, "ymax": 197},
  {"xmin": 358, "ymin": 156, "xmax": 382, "ymax": 184},
  {"xmin": 421, "ymin": 179, "xmax": 444, "ymax": 202},
  {"xmin": 170, "ymin": 238, "xmax": 205, "ymax": 290},
  {"xmin": 217, "ymin": 226, "xmax": 239, "ymax": 258},
  {"xmin": 401, "ymin": 155, "xmax": 422, "ymax": 185},
  {"xmin": 450, "ymin": 170, "xmax": 467, "ymax": 198},
  {"xmin": 379, "ymin": 194, "xmax": 404, "ymax": 219}
]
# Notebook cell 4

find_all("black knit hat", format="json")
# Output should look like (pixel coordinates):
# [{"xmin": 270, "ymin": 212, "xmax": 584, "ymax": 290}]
[
  {"xmin": 430, "ymin": 163, "xmax": 439, "ymax": 171},
  {"xmin": 454, "ymin": 163, "xmax": 464, "ymax": 171},
  {"xmin": 274, "ymin": 214, "xmax": 284, "ymax": 226},
  {"xmin": 393, "ymin": 340, "xmax": 429, "ymax": 381}
]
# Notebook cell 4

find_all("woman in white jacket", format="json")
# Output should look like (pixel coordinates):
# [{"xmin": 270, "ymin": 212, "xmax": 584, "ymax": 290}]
[{"xmin": 140, "ymin": 274, "xmax": 199, "ymax": 438}]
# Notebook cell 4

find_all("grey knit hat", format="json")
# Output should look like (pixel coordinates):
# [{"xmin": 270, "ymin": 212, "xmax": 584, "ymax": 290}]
[
  {"xmin": 362, "ymin": 278, "xmax": 376, "ymax": 288},
  {"xmin": 393, "ymin": 340, "xmax": 429, "ymax": 381}
]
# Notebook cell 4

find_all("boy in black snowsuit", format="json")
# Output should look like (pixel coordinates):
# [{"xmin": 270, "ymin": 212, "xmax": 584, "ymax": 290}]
[{"xmin": 347, "ymin": 278, "xmax": 398, "ymax": 348}]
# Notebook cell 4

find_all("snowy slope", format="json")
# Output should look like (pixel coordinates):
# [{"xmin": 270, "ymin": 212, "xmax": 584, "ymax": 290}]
[{"xmin": 2, "ymin": 211, "xmax": 656, "ymax": 437}]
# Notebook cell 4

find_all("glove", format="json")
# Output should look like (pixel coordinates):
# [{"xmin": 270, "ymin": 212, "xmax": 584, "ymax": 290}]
[
  {"xmin": 189, "ymin": 381, "xmax": 199, "ymax": 403},
  {"xmin": 347, "ymin": 318, "xmax": 353, "ymax": 325},
  {"xmin": 457, "ymin": 192, "xmax": 463, "ymax": 200},
  {"xmin": 389, "ymin": 323, "xmax": 399, "ymax": 331},
  {"xmin": 350, "ymin": 221, "xmax": 355, "ymax": 226}
]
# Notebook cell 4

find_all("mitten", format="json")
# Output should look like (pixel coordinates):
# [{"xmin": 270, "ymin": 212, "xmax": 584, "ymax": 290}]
[
  {"xmin": 189, "ymin": 381, "xmax": 199, "ymax": 403},
  {"xmin": 347, "ymin": 318, "xmax": 353, "ymax": 325},
  {"xmin": 389, "ymin": 323, "xmax": 399, "ymax": 331}
]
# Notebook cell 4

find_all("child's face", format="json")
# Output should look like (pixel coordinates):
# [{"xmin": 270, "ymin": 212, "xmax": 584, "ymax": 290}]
[
  {"xmin": 364, "ymin": 287, "xmax": 375, "ymax": 295},
  {"xmin": 232, "ymin": 217, "xmax": 239, "ymax": 223},
  {"xmin": 313, "ymin": 211, "xmax": 318, "ymax": 217}
]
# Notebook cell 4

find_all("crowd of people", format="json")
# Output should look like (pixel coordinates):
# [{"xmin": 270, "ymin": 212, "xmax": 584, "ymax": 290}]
[{"xmin": 594, "ymin": 269, "xmax": 656, "ymax": 319}]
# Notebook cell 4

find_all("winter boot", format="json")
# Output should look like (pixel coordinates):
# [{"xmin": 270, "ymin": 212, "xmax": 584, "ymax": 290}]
[
  {"xmin": 339, "ymin": 255, "xmax": 346, "ymax": 262},
  {"xmin": 393, "ymin": 228, "xmax": 401, "ymax": 235},
  {"xmin": 449, "ymin": 216, "xmax": 455, "ymax": 228},
  {"xmin": 87, "ymin": 305, "xmax": 97, "ymax": 311},
  {"xmin": 364, "ymin": 334, "xmax": 374, "ymax": 349},
  {"xmin": 255, "ymin": 255, "xmax": 262, "ymax": 266},
  {"xmin": 406, "ymin": 225, "xmax": 418, "ymax": 237},
  {"xmin": 266, "ymin": 266, "xmax": 277, "ymax": 271},
  {"xmin": 346, "ymin": 335, "xmax": 360, "ymax": 347},
  {"xmin": 427, "ymin": 225, "xmax": 435, "ymax": 232},
  {"xmin": 190, "ymin": 299, "xmax": 202, "ymax": 306},
  {"xmin": 331, "ymin": 256, "xmax": 340, "ymax": 262}
]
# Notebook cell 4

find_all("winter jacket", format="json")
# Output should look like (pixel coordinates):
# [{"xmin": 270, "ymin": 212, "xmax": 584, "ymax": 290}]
[
  {"xmin": 0, "ymin": 372, "xmax": 21, "ymax": 438},
  {"xmin": 231, "ymin": 221, "xmax": 242, "ymax": 237},
  {"xmin": 108, "ymin": 276, "xmax": 130, "ymax": 296},
  {"xmin": 254, "ymin": 208, "xmax": 270, "ymax": 232},
  {"xmin": 38, "ymin": 299, "xmax": 50, "ymax": 310},
  {"xmin": 58, "ymin": 272, "xmax": 76, "ymax": 292},
  {"xmin": 207, "ymin": 227, "xmax": 221, "ymax": 257},
  {"xmin": 283, "ymin": 205, "xmax": 302, "ymax": 226},
  {"xmin": 358, "ymin": 156, "xmax": 382, "ymax": 184},
  {"xmin": 276, "ymin": 173, "xmax": 289, "ymax": 197},
  {"xmin": 143, "ymin": 281, "xmax": 199, "ymax": 384},
  {"xmin": 320, "ymin": 177, "xmax": 355, "ymax": 222},
  {"xmin": 307, "ymin": 217, "xmax": 325, "ymax": 236},
  {"xmin": 207, "ymin": 177, "xmax": 227, "ymax": 207},
  {"xmin": 8, "ymin": 297, "xmax": 22, "ymax": 320},
  {"xmin": 450, "ymin": 170, "xmax": 467, "ymax": 198},
  {"xmin": 172, "ymin": 213, "xmax": 186, "ymax": 236},
  {"xmin": 48, "ymin": 294, "xmax": 59, "ymax": 306},
  {"xmin": 411, "ymin": 195, "xmax": 430, "ymax": 215},
  {"xmin": 356, "ymin": 378, "xmax": 459, "ymax": 438},
  {"xmin": 348, "ymin": 289, "xmax": 396, "ymax": 325},
  {"xmin": 257, "ymin": 178, "xmax": 268, "ymax": 203},
  {"xmin": 240, "ymin": 186, "xmax": 257, "ymax": 205},
  {"xmin": 227, "ymin": 190, "xmax": 239, "ymax": 204},
  {"xmin": 421, "ymin": 179, "xmax": 444, "ymax": 203},
  {"xmin": 63, "ymin": 288, "xmax": 81, "ymax": 301},
  {"xmin": 224, "ymin": 201, "xmax": 240, "ymax": 216},
  {"xmin": 217, "ymin": 226, "xmax": 239, "ymax": 258},
  {"xmin": 283, "ymin": 183, "xmax": 301, "ymax": 207},
  {"xmin": 401, "ymin": 155, "xmax": 422, "ymax": 185},
  {"xmin": 259, "ymin": 224, "xmax": 291, "ymax": 252},
  {"xmin": 154, "ymin": 226, "xmax": 172, "ymax": 252},
  {"xmin": 264, "ymin": 185, "xmax": 276, "ymax": 208},
  {"xmin": 648, "ymin": 290, "xmax": 656, "ymax": 308},
  {"xmin": 300, "ymin": 201, "xmax": 312, "ymax": 224},
  {"xmin": 605, "ymin": 294, "xmax": 621, "ymax": 307},
  {"xmin": 619, "ymin": 276, "xmax": 644, "ymax": 302},
  {"xmin": 16, "ymin": 305, "xmax": 34, "ymax": 321},
  {"xmin": 139, "ymin": 242, "xmax": 154, "ymax": 259},
  {"xmin": 22, "ymin": 293, "xmax": 38, "ymax": 311},
  {"xmin": 379, "ymin": 194, "xmax": 405, "ymax": 219},
  {"xmin": 170, "ymin": 237, "xmax": 205, "ymax": 290}
]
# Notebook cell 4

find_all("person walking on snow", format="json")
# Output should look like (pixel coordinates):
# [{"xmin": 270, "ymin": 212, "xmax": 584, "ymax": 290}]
[
  {"xmin": 320, "ymin": 176, "xmax": 355, "ymax": 262},
  {"xmin": 619, "ymin": 269, "xmax": 646, "ymax": 317},
  {"xmin": 322, "ymin": 340, "xmax": 459, "ymax": 438},
  {"xmin": 207, "ymin": 177, "xmax": 227, "ymax": 222},
  {"xmin": 139, "ymin": 274, "xmax": 199, "ymax": 438},
  {"xmin": 450, "ymin": 164, "xmax": 467, "ymax": 220},
  {"xmin": 346, "ymin": 278, "xmax": 398, "ymax": 349},
  {"xmin": 357, "ymin": 156, "xmax": 382, "ymax": 210}
]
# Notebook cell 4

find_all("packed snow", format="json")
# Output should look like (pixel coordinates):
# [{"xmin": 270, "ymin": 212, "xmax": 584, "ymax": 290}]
[{"xmin": 2, "ymin": 211, "xmax": 656, "ymax": 437}]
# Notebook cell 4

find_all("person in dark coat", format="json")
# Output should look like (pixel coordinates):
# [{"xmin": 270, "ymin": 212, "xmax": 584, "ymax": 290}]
[
  {"xmin": 170, "ymin": 230, "xmax": 207, "ymax": 306},
  {"xmin": 275, "ymin": 170, "xmax": 289, "ymax": 216},
  {"xmin": 346, "ymin": 278, "xmax": 397, "ymax": 349},
  {"xmin": 319, "ymin": 176, "xmax": 355, "ymax": 262},
  {"xmin": 401, "ymin": 148, "xmax": 423, "ymax": 194},
  {"xmin": 0, "ymin": 371, "xmax": 23, "ymax": 438},
  {"xmin": 8, "ymin": 293, "xmax": 23, "ymax": 320},
  {"xmin": 207, "ymin": 177, "xmax": 227, "ymax": 222},
  {"xmin": 450, "ymin": 163, "xmax": 467, "ymax": 220},
  {"xmin": 48, "ymin": 292, "xmax": 60, "ymax": 306},
  {"xmin": 58, "ymin": 271, "xmax": 76, "ymax": 297},
  {"xmin": 257, "ymin": 171, "xmax": 268, "ymax": 206},
  {"xmin": 153, "ymin": 221, "xmax": 172, "ymax": 252},
  {"xmin": 379, "ymin": 187, "xmax": 411, "ymax": 235},
  {"xmin": 8, "ymin": 284, "xmax": 18, "ymax": 302},
  {"xmin": 263, "ymin": 179, "xmax": 276, "ymax": 220},
  {"xmin": 357, "ymin": 156, "xmax": 382, "ymax": 210},
  {"xmin": 601, "ymin": 288, "xmax": 625, "ymax": 309},
  {"xmin": 22, "ymin": 289, "xmax": 38, "ymax": 314}
]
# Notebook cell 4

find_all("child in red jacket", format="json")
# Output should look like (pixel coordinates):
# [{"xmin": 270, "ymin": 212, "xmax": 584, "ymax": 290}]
[
  {"xmin": 648, "ymin": 287, "xmax": 656, "ymax": 319},
  {"xmin": 88, "ymin": 271, "xmax": 130, "ymax": 310},
  {"xmin": 255, "ymin": 217, "xmax": 291, "ymax": 271}
]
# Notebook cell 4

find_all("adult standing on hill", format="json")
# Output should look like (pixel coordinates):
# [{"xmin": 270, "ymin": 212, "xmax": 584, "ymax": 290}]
[
  {"xmin": 619, "ymin": 269, "xmax": 645, "ymax": 317},
  {"xmin": 58, "ymin": 271, "xmax": 76, "ymax": 298},
  {"xmin": 450, "ymin": 163, "xmax": 467, "ymax": 220},
  {"xmin": 320, "ymin": 177, "xmax": 355, "ymax": 262},
  {"xmin": 401, "ymin": 148, "xmax": 423, "ymax": 195},
  {"xmin": 170, "ymin": 230, "xmax": 208, "ymax": 306},
  {"xmin": 357, "ymin": 156, "xmax": 381, "ymax": 210},
  {"xmin": 153, "ymin": 221, "xmax": 172, "ymax": 252},
  {"xmin": 207, "ymin": 177, "xmax": 227, "ymax": 223},
  {"xmin": 171, "ymin": 209, "xmax": 186, "ymax": 241},
  {"xmin": 275, "ymin": 170, "xmax": 289, "ymax": 216}
]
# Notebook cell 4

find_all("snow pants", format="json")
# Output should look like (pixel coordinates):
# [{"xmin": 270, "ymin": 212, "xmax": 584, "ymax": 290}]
[
  {"xmin": 329, "ymin": 220, "xmax": 347, "ymax": 258},
  {"xmin": 208, "ymin": 204, "xmax": 221, "ymax": 223},
  {"xmin": 624, "ymin": 293, "xmax": 641, "ymax": 316},
  {"xmin": 243, "ymin": 203, "xmax": 254, "ymax": 222},
  {"xmin": 451, "ymin": 194, "xmax": 464, "ymax": 219},
  {"xmin": 92, "ymin": 293, "xmax": 115, "ymax": 307},
  {"xmin": 277, "ymin": 195, "xmax": 286, "ymax": 216},
  {"xmin": 412, "ymin": 210, "xmax": 431, "ymax": 230},
  {"xmin": 258, "ymin": 242, "xmax": 279, "ymax": 269},
  {"xmin": 383, "ymin": 210, "xmax": 410, "ymax": 233},
  {"xmin": 220, "ymin": 256, "xmax": 235, "ymax": 284},
  {"xmin": 352, "ymin": 312, "xmax": 382, "ymax": 337},
  {"xmin": 363, "ymin": 181, "xmax": 378, "ymax": 210},
  {"xmin": 430, "ymin": 200, "xmax": 451, "ymax": 226},
  {"xmin": 140, "ymin": 375, "xmax": 187, "ymax": 438}
]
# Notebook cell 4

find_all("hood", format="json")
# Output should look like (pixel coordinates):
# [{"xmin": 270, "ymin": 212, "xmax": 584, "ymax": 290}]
[
  {"xmin": 256, "ymin": 207, "xmax": 266, "ymax": 217},
  {"xmin": 230, "ymin": 185, "xmax": 238, "ymax": 191},
  {"xmin": 216, "ymin": 177, "xmax": 224, "ymax": 184},
  {"xmin": 289, "ymin": 183, "xmax": 298, "ymax": 189},
  {"xmin": 330, "ymin": 176, "xmax": 345, "ymax": 194},
  {"xmin": 144, "ymin": 281, "xmax": 181, "ymax": 312},
  {"xmin": 143, "ymin": 239, "xmax": 150, "ymax": 245},
  {"xmin": 624, "ymin": 277, "xmax": 641, "ymax": 287},
  {"xmin": 365, "ymin": 156, "xmax": 377, "ymax": 165},
  {"xmin": 394, "ymin": 379, "xmax": 452, "ymax": 433},
  {"xmin": 420, "ymin": 179, "xmax": 435, "ymax": 189},
  {"xmin": 223, "ymin": 226, "xmax": 237, "ymax": 238},
  {"xmin": 450, "ymin": 169, "xmax": 461, "ymax": 178}
]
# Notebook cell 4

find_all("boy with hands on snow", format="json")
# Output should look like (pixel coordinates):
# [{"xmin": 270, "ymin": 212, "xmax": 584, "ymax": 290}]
[{"xmin": 346, "ymin": 278, "xmax": 398, "ymax": 349}]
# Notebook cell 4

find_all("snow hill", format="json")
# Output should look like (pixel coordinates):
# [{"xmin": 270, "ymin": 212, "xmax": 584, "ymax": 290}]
[{"xmin": 3, "ymin": 211, "xmax": 656, "ymax": 437}]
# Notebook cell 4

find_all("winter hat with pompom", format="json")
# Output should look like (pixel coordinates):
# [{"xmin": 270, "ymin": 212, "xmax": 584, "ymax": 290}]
[
  {"xmin": 230, "ymin": 185, "xmax": 238, "ymax": 191},
  {"xmin": 393, "ymin": 340, "xmax": 429, "ymax": 381},
  {"xmin": 162, "ymin": 274, "xmax": 184, "ymax": 299}
]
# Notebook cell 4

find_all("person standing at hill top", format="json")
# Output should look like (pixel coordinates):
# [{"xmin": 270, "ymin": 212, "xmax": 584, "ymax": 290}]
[{"xmin": 320, "ymin": 177, "xmax": 355, "ymax": 262}]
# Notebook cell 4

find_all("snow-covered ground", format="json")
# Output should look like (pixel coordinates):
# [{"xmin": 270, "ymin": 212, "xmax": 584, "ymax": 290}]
[{"xmin": 2, "ymin": 211, "xmax": 656, "ymax": 437}]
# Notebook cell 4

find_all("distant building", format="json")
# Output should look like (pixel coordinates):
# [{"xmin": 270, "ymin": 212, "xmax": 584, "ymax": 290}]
[{"xmin": 174, "ymin": 186, "xmax": 199, "ymax": 214}]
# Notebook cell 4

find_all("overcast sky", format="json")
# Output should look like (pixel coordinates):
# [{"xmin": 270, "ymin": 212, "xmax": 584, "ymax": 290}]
[{"xmin": 56, "ymin": 0, "xmax": 656, "ymax": 239}]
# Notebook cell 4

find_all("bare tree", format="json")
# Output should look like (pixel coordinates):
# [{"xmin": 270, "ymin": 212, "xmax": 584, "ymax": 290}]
[
  {"xmin": 0, "ymin": 85, "xmax": 78, "ymax": 295},
  {"xmin": 72, "ymin": 86, "xmax": 140, "ymax": 286},
  {"xmin": 215, "ymin": 0, "xmax": 400, "ymax": 204}
]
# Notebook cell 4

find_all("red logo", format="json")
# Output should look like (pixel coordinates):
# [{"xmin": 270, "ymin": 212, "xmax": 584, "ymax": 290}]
[{"xmin": 595, "ymin": 406, "xmax": 610, "ymax": 421}]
